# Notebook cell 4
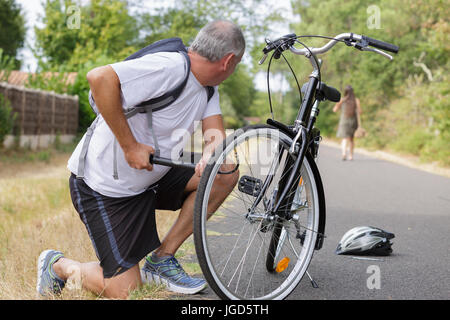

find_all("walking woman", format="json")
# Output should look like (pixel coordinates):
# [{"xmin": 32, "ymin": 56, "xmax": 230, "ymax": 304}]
[{"xmin": 333, "ymin": 85, "xmax": 362, "ymax": 161}]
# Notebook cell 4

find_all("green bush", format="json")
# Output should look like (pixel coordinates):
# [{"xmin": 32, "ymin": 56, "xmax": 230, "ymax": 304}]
[
  {"xmin": 315, "ymin": 101, "xmax": 339, "ymax": 137},
  {"xmin": 223, "ymin": 115, "xmax": 244, "ymax": 129},
  {"xmin": 68, "ymin": 69, "xmax": 95, "ymax": 134},
  {"xmin": 0, "ymin": 93, "xmax": 16, "ymax": 146},
  {"xmin": 388, "ymin": 127, "xmax": 432, "ymax": 156},
  {"xmin": 422, "ymin": 133, "xmax": 450, "ymax": 166},
  {"xmin": 67, "ymin": 55, "xmax": 116, "ymax": 133}
]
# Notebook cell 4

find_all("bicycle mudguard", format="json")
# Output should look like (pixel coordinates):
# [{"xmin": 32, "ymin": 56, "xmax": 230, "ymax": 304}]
[
  {"xmin": 267, "ymin": 118, "xmax": 294, "ymax": 137},
  {"xmin": 306, "ymin": 151, "xmax": 326, "ymax": 250},
  {"xmin": 266, "ymin": 119, "xmax": 326, "ymax": 250}
]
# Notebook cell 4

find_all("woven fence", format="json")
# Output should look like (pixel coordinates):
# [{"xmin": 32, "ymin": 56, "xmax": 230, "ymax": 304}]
[{"xmin": 0, "ymin": 82, "xmax": 79, "ymax": 149}]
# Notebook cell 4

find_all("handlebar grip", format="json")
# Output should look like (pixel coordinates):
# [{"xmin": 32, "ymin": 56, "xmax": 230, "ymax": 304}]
[
  {"xmin": 363, "ymin": 36, "xmax": 399, "ymax": 53},
  {"xmin": 263, "ymin": 33, "xmax": 297, "ymax": 54},
  {"xmin": 320, "ymin": 83, "xmax": 341, "ymax": 102}
]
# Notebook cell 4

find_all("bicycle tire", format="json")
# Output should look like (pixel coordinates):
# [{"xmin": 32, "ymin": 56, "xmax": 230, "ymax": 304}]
[
  {"xmin": 265, "ymin": 154, "xmax": 319, "ymax": 272},
  {"xmin": 265, "ymin": 151, "xmax": 298, "ymax": 273},
  {"xmin": 194, "ymin": 124, "xmax": 322, "ymax": 300}
]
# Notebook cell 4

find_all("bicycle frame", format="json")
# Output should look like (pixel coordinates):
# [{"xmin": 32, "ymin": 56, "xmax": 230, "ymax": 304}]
[{"xmin": 268, "ymin": 55, "xmax": 322, "ymax": 217}]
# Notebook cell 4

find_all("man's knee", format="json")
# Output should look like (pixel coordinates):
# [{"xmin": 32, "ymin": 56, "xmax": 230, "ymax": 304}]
[{"xmin": 214, "ymin": 169, "xmax": 239, "ymax": 190}]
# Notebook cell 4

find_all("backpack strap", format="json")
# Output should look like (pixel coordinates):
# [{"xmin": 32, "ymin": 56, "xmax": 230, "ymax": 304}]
[
  {"xmin": 206, "ymin": 86, "xmax": 215, "ymax": 102},
  {"xmin": 76, "ymin": 116, "xmax": 99, "ymax": 179},
  {"xmin": 133, "ymin": 51, "xmax": 191, "ymax": 112},
  {"xmin": 130, "ymin": 50, "xmax": 191, "ymax": 159},
  {"xmin": 146, "ymin": 108, "xmax": 160, "ymax": 157},
  {"xmin": 124, "ymin": 38, "xmax": 186, "ymax": 61}
]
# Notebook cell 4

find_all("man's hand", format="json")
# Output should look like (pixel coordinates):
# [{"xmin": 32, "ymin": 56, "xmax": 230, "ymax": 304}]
[
  {"xmin": 123, "ymin": 142, "xmax": 154, "ymax": 171},
  {"xmin": 195, "ymin": 154, "xmax": 209, "ymax": 177}
]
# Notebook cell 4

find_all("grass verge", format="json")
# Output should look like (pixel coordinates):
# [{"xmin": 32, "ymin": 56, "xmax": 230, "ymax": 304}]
[{"xmin": 0, "ymin": 151, "xmax": 199, "ymax": 300}]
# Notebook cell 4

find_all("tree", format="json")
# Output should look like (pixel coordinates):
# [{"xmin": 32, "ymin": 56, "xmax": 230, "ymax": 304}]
[
  {"xmin": 287, "ymin": 0, "xmax": 449, "ymax": 165},
  {"xmin": 0, "ymin": 0, "xmax": 25, "ymax": 69},
  {"xmin": 34, "ymin": 0, "xmax": 139, "ymax": 71},
  {"xmin": 136, "ymin": 0, "xmax": 278, "ymax": 124}
]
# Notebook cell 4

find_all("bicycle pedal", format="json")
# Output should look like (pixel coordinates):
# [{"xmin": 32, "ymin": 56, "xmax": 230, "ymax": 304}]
[{"xmin": 238, "ymin": 175, "xmax": 263, "ymax": 197}]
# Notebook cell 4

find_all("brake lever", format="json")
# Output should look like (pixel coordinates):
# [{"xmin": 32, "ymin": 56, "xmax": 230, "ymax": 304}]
[
  {"xmin": 259, "ymin": 53, "xmax": 268, "ymax": 65},
  {"xmin": 361, "ymin": 46, "xmax": 393, "ymax": 60},
  {"xmin": 351, "ymin": 42, "xmax": 393, "ymax": 60}
]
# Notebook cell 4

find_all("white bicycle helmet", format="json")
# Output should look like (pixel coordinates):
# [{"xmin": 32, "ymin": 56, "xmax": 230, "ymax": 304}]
[{"xmin": 335, "ymin": 226, "xmax": 395, "ymax": 256}]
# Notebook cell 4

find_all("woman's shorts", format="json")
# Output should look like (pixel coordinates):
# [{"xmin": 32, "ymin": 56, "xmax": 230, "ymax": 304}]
[{"xmin": 69, "ymin": 165, "xmax": 195, "ymax": 278}]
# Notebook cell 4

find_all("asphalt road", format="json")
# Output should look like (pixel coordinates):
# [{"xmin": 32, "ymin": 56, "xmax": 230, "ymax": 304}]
[
  {"xmin": 288, "ymin": 144, "xmax": 450, "ymax": 300},
  {"xmin": 195, "ymin": 144, "xmax": 450, "ymax": 300}
]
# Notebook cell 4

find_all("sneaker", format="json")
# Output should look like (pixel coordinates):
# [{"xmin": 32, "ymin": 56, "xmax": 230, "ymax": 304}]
[
  {"xmin": 36, "ymin": 249, "xmax": 66, "ymax": 297},
  {"xmin": 141, "ymin": 254, "xmax": 207, "ymax": 294}
]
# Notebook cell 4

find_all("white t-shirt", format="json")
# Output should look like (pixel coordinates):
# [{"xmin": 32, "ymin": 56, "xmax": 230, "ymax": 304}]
[{"xmin": 67, "ymin": 52, "xmax": 221, "ymax": 197}]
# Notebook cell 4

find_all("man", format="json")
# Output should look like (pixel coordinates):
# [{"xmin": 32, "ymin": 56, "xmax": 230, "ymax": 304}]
[{"xmin": 36, "ymin": 20, "xmax": 244, "ymax": 299}]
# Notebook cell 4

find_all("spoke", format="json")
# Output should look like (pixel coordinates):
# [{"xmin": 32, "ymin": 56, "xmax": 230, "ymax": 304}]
[
  {"xmin": 219, "ymin": 222, "xmax": 247, "ymax": 277},
  {"xmin": 244, "ymin": 231, "xmax": 265, "ymax": 297},
  {"xmin": 287, "ymin": 229, "xmax": 299, "ymax": 258},
  {"xmin": 235, "ymin": 221, "xmax": 260, "ymax": 293},
  {"xmin": 227, "ymin": 219, "xmax": 263, "ymax": 290},
  {"xmin": 228, "ymin": 190, "xmax": 254, "ymax": 208}
]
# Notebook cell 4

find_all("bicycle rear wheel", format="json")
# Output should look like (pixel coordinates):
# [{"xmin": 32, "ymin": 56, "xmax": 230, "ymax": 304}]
[{"xmin": 194, "ymin": 125, "xmax": 321, "ymax": 300}]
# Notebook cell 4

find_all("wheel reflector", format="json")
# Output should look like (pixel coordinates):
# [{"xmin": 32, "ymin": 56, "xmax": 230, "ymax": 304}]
[{"xmin": 276, "ymin": 257, "xmax": 290, "ymax": 273}]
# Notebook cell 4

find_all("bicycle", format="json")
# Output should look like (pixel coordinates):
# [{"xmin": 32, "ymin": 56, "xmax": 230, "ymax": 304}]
[{"xmin": 150, "ymin": 32, "xmax": 399, "ymax": 300}]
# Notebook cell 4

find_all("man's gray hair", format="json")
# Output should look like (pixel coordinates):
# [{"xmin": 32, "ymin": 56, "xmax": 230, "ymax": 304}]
[{"xmin": 190, "ymin": 20, "xmax": 245, "ymax": 62}]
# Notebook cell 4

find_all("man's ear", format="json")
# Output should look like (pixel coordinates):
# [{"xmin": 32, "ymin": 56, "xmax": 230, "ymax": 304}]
[{"xmin": 220, "ymin": 53, "xmax": 235, "ymax": 71}]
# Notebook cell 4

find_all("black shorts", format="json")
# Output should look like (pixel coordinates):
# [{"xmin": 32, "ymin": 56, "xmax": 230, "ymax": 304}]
[{"xmin": 69, "ymin": 165, "xmax": 195, "ymax": 278}]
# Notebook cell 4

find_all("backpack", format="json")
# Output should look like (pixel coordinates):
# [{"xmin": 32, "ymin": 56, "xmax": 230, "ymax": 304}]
[{"xmin": 77, "ymin": 38, "xmax": 215, "ymax": 180}]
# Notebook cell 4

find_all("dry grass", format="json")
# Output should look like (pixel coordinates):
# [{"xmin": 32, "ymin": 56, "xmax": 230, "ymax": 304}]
[{"xmin": 0, "ymin": 154, "xmax": 198, "ymax": 300}]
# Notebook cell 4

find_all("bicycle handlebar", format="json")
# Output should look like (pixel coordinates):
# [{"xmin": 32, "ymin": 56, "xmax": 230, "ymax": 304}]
[{"xmin": 259, "ymin": 32, "xmax": 399, "ymax": 64}]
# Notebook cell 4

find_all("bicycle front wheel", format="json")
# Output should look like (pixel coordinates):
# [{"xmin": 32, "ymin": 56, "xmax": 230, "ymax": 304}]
[{"xmin": 194, "ymin": 125, "xmax": 321, "ymax": 300}]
